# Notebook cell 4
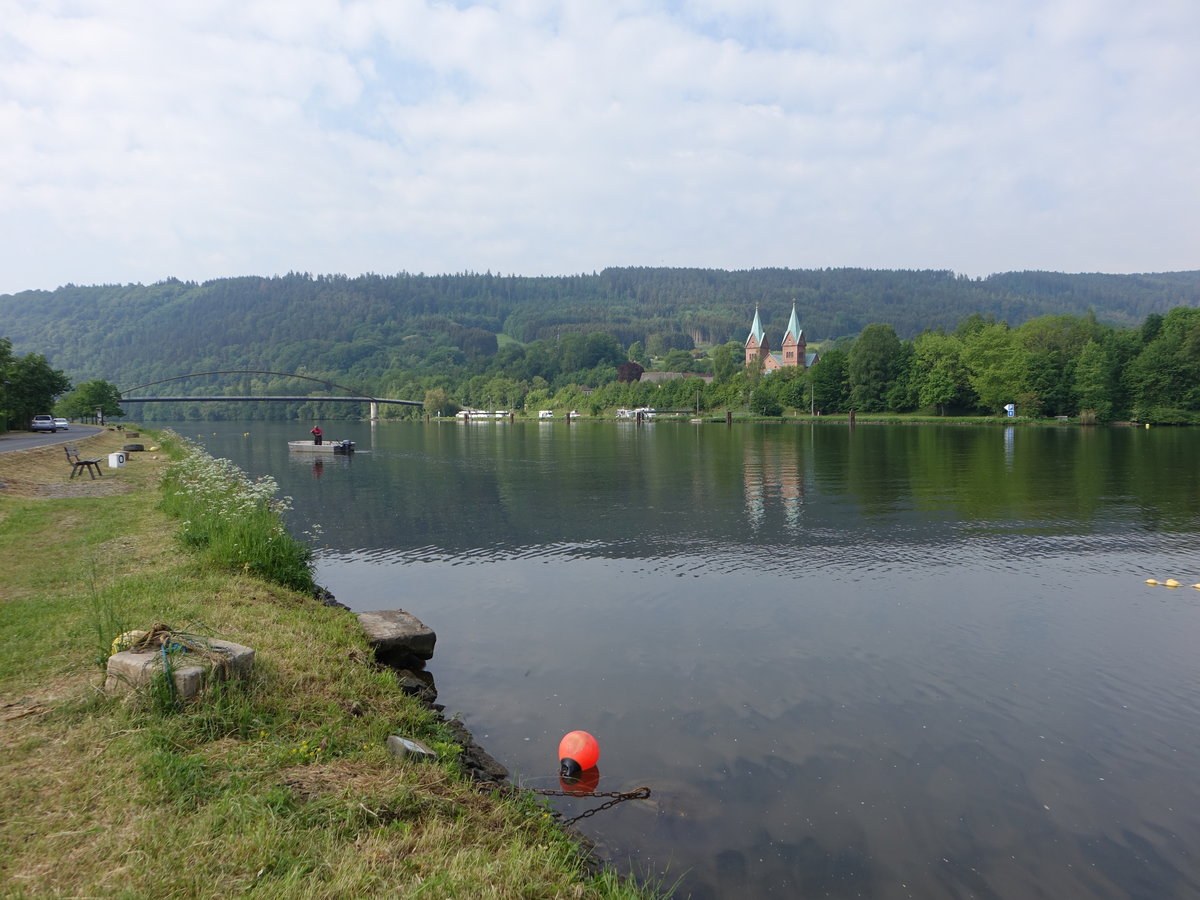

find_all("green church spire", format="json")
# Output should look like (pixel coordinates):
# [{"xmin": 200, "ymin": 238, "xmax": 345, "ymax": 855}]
[
  {"xmin": 747, "ymin": 305, "xmax": 765, "ymax": 345},
  {"xmin": 785, "ymin": 301, "xmax": 802, "ymax": 343}
]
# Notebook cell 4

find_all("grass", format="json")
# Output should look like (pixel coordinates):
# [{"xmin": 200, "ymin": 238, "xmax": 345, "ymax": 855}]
[
  {"xmin": 0, "ymin": 427, "xmax": 662, "ymax": 899},
  {"xmin": 159, "ymin": 432, "xmax": 317, "ymax": 592}
]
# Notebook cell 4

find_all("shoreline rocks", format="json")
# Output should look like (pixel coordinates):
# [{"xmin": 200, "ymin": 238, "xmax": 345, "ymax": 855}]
[{"xmin": 352, "ymin": 606, "xmax": 508, "ymax": 783}]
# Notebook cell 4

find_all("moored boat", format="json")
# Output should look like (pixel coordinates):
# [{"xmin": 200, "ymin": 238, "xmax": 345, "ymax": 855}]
[{"xmin": 288, "ymin": 439, "xmax": 356, "ymax": 453}]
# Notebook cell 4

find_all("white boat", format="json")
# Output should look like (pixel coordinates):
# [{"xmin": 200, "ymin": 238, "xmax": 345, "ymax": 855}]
[
  {"xmin": 456, "ymin": 409, "xmax": 510, "ymax": 420},
  {"xmin": 287, "ymin": 439, "xmax": 355, "ymax": 453},
  {"xmin": 538, "ymin": 410, "xmax": 555, "ymax": 419}
]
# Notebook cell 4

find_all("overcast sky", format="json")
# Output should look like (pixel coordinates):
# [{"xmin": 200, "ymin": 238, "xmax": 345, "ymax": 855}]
[{"xmin": 2, "ymin": 0, "xmax": 1197, "ymax": 295}]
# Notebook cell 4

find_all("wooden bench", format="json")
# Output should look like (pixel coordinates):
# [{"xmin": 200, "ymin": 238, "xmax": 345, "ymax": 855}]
[{"xmin": 65, "ymin": 445, "xmax": 103, "ymax": 479}]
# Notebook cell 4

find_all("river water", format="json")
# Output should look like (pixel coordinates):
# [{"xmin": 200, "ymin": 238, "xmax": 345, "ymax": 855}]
[{"xmin": 175, "ymin": 418, "xmax": 1200, "ymax": 899}]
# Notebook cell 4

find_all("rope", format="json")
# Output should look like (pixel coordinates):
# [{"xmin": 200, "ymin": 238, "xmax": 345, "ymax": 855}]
[{"xmin": 129, "ymin": 623, "xmax": 234, "ymax": 677}]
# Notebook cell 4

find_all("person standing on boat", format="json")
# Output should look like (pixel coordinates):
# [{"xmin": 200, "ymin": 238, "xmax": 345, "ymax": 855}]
[{"xmin": 311, "ymin": 425, "xmax": 323, "ymax": 445}]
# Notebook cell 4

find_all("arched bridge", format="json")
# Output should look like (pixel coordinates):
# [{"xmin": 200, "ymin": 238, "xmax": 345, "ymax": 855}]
[{"xmin": 119, "ymin": 370, "xmax": 423, "ymax": 419}]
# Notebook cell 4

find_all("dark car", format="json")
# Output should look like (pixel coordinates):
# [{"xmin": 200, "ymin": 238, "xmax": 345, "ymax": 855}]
[{"xmin": 30, "ymin": 415, "xmax": 59, "ymax": 432}]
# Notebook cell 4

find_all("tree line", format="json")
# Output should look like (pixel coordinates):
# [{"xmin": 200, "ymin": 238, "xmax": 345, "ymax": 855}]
[
  {"xmin": 2, "ymin": 267, "xmax": 1199, "ymax": 427},
  {"xmin": 746, "ymin": 308, "xmax": 1200, "ymax": 424},
  {"xmin": 16, "ymin": 305, "xmax": 1188, "ymax": 427},
  {"xmin": 3, "ymin": 267, "xmax": 1198, "ymax": 397},
  {"xmin": 0, "ymin": 335, "xmax": 124, "ymax": 429},
  {"xmin": 406, "ymin": 306, "xmax": 1197, "ymax": 424}
]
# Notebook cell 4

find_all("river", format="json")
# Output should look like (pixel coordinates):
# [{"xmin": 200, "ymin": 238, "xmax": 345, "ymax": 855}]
[{"xmin": 173, "ymin": 418, "xmax": 1200, "ymax": 899}]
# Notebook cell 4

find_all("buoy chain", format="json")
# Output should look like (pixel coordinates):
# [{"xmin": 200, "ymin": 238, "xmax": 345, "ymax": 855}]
[
  {"xmin": 474, "ymin": 783, "xmax": 651, "ymax": 827},
  {"xmin": 545, "ymin": 787, "xmax": 651, "ymax": 827}
]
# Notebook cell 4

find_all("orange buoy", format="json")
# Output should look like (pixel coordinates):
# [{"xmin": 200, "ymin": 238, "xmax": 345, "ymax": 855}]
[{"xmin": 558, "ymin": 730, "xmax": 600, "ymax": 777}]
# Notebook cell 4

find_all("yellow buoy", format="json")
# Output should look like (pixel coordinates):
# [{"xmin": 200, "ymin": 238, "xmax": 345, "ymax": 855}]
[
  {"xmin": 1165, "ymin": 579, "xmax": 1181, "ymax": 588},
  {"xmin": 1145, "ymin": 579, "xmax": 1159, "ymax": 585},
  {"xmin": 1193, "ymin": 584, "xmax": 1200, "ymax": 590}
]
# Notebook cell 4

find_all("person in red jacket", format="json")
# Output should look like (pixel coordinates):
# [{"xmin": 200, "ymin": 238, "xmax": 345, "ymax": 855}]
[{"xmin": 310, "ymin": 425, "xmax": 323, "ymax": 445}]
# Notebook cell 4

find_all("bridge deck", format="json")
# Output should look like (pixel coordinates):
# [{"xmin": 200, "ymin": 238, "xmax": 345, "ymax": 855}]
[{"xmin": 120, "ymin": 396, "xmax": 422, "ymax": 406}]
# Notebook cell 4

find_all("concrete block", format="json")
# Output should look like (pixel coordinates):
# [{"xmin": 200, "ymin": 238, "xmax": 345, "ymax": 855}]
[{"xmin": 105, "ymin": 639, "xmax": 255, "ymax": 701}]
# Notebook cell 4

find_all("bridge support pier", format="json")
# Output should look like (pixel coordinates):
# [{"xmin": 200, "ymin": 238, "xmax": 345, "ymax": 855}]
[{"xmin": 370, "ymin": 401, "xmax": 379, "ymax": 420}]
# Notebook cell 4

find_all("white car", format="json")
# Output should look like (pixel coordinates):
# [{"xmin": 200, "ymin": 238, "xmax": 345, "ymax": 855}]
[
  {"xmin": 30, "ymin": 415, "xmax": 58, "ymax": 432},
  {"xmin": 54, "ymin": 418, "xmax": 70, "ymax": 430}
]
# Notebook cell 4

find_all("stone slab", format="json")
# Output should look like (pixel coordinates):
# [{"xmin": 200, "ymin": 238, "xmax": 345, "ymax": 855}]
[
  {"xmin": 356, "ymin": 610, "xmax": 436, "ymax": 664},
  {"xmin": 386, "ymin": 735, "xmax": 438, "ymax": 761},
  {"xmin": 105, "ymin": 639, "xmax": 255, "ymax": 701}
]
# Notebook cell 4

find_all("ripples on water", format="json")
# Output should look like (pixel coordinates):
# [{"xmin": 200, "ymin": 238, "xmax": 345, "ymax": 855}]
[{"xmin": 326, "ymin": 522, "xmax": 1192, "ymax": 583}]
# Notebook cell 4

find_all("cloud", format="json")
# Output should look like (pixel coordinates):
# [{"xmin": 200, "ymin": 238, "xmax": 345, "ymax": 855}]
[{"xmin": 1, "ymin": 0, "xmax": 1197, "ymax": 293}]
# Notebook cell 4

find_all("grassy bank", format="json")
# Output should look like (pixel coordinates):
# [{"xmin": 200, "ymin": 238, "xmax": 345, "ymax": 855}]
[{"xmin": 0, "ymin": 429, "xmax": 658, "ymax": 899}]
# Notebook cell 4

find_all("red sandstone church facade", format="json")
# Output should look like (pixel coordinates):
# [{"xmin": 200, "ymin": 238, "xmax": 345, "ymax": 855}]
[{"xmin": 745, "ymin": 303, "xmax": 819, "ymax": 371}]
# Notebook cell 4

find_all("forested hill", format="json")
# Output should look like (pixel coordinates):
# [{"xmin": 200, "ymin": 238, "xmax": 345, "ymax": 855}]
[{"xmin": 3, "ymin": 267, "xmax": 1198, "ymax": 388}]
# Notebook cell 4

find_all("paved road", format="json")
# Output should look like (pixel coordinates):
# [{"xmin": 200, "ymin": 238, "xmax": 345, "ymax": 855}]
[{"xmin": 0, "ymin": 425, "xmax": 105, "ymax": 454}]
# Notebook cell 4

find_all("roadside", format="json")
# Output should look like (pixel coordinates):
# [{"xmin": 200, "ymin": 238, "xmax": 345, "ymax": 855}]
[
  {"xmin": 0, "ymin": 423, "xmax": 105, "ymax": 454},
  {"xmin": 0, "ymin": 428, "xmax": 657, "ymax": 899}
]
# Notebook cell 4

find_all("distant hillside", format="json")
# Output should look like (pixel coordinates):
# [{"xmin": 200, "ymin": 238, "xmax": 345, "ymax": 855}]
[{"xmin": 2, "ymin": 267, "xmax": 1198, "ymax": 389}]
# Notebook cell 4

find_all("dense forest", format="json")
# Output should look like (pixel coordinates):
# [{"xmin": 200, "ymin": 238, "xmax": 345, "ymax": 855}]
[{"xmin": 2, "ymin": 267, "xmax": 1199, "ymax": 424}]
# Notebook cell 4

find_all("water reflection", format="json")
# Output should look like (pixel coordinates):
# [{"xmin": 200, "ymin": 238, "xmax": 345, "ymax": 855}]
[
  {"xmin": 742, "ymin": 431, "xmax": 807, "ymax": 534},
  {"xmin": 178, "ymin": 420, "xmax": 1200, "ymax": 900}
]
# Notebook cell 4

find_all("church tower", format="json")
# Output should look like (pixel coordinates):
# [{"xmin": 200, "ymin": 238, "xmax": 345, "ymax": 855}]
[
  {"xmin": 780, "ymin": 302, "xmax": 807, "ymax": 368},
  {"xmin": 745, "ymin": 306, "xmax": 768, "ymax": 366}
]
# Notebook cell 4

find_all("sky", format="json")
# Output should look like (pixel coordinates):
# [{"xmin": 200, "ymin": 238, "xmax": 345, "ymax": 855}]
[{"xmin": 2, "ymin": 0, "xmax": 1198, "ymax": 295}]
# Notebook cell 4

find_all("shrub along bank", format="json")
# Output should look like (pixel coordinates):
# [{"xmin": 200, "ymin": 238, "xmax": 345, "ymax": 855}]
[{"xmin": 0, "ymin": 428, "xmax": 657, "ymax": 899}]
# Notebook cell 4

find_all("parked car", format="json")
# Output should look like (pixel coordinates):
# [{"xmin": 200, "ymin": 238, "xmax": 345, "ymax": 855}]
[
  {"xmin": 30, "ymin": 415, "xmax": 59, "ymax": 432},
  {"xmin": 54, "ymin": 417, "xmax": 70, "ymax": 430}
]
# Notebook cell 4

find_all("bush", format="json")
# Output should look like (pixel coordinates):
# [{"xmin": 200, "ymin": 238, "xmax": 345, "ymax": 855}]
[
  {"xmin": 159, "ymin": 434, "xmax": 316, "ymax": 592},
  {"xmin": 749, "ymin": 390, "xmax": 783, "ymax": 417},
  {"xmin": 1134, "ymin": 406, "xmax": 1200, "ymax": 425}
]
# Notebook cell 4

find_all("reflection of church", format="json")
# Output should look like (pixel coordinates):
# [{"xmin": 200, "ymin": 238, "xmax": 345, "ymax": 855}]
[
  {"xmin": 743, "ymin": 439, "xmax": 806, "ymax": 533},
  {"xmin": 745, "ymin": 303, "xmax": 819, "ymax": 371}
]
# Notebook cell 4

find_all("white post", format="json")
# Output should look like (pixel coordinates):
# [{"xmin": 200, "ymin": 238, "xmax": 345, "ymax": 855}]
[{"xmin": 370, "ymin": 401, "xmax": 379, "ymax": 420}]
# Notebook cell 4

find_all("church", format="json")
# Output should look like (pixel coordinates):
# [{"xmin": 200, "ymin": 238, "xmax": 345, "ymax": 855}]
[{"xmin": 745, "ymin": 303, "xmax": 819, "ymax": 371}]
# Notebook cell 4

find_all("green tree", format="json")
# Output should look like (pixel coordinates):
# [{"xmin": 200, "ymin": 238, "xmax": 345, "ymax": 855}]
[
  {"xmin": 627, "ymin": 341, "xmax": 649, "ymax": 367},
  {"xmin": 0, "ymin": 337, "xmax": 13, "ymax": 430},
  {"xmin": 848, "ymin": 323, "xmax": 902, "ymax": 412},
  {"xmin": 423, "ymin": 387, "xmax": 458, "ymax": 417},
  {"xmin": 710, "ymin": 341, "xmax": 744, "ymax": 384},
  {"xmin": 57, "ymin": 379, "xmax": 126, "ymax": 420},
  {"xmin": 584, "ymin": 332, "xmax": 625, "ymax": 369},
  {"xmin": 749, "ymin": 384, "xmax": 783, "ymax": 416},
  {"xmin": 1125, "ymin": 307, "xmax": 1200, "ymax": 418},
  {"xmin": 1016, "ymin": 314, "xmax": 1103, "ymax": 417},
  {"xmin": 778, "ymin": 367, "xmax": 811, "ymax": 411},
  {"xmin": 913, "ymin": 331, "xmax": 970, "ymax": 415},
  {"xmin": 661, "ymin": 349, "xmax": 693, "ymax": 372},
  {"xmin": 1072, "ymin": 340, "xmax": 1112, "ymax": 421},
  {"xmin": 6, "ymin": 351, "xmax": 72, "ymax": 428},
  {"xmin": 809, "ymin": 348, "xmax": 850, "ymax": 413},
  {"xmin": 961, "ymin": 323, "xmax": 1029, "ymax": 414}
]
